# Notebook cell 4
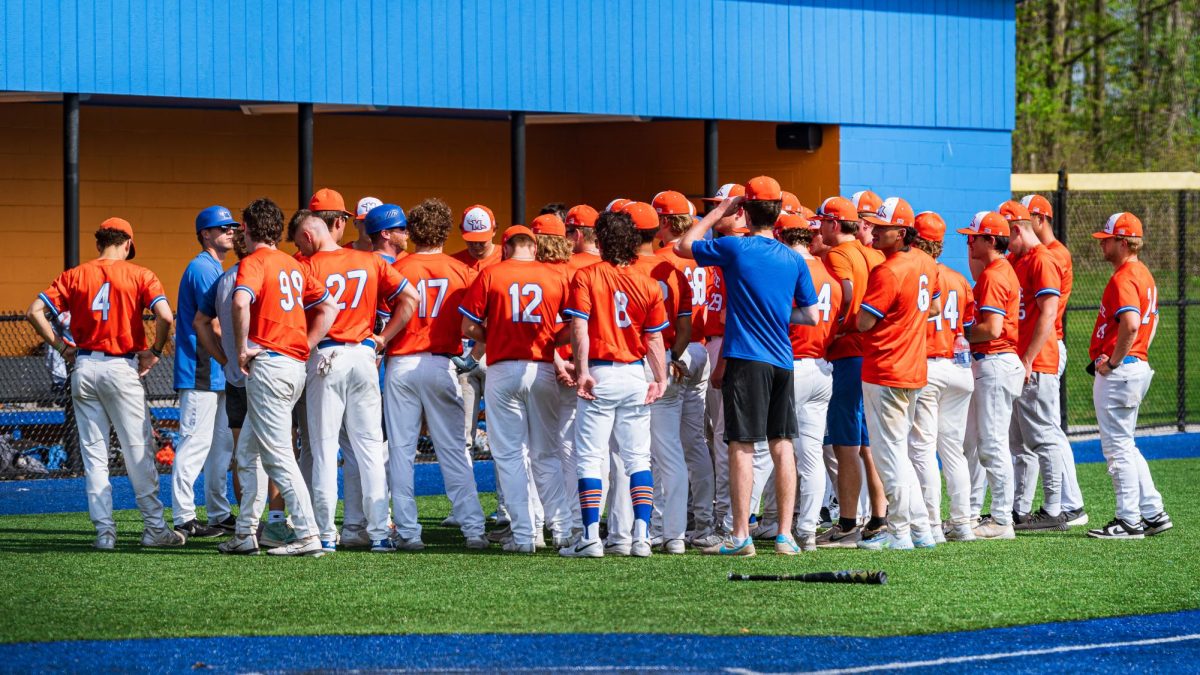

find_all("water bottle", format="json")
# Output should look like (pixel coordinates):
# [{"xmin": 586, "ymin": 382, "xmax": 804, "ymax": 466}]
[{"xmin": 953, "ymin": 334, "xmax": 971, "ymax": 368}]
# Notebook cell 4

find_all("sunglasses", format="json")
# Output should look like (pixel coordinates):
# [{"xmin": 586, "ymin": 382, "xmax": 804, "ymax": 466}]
[{"xmin": 207, "ymin": 225, "xmax": 238, "ymax": 234}]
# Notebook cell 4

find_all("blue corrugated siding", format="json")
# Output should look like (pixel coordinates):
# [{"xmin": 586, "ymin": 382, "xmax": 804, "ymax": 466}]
[
  {"xmin": 1, "ymin": 0, "xmax": 1014, "ymax": 130},
  {"xmin": 839, "ymin": 125, "xmax": 1013, "ymax": 279}
]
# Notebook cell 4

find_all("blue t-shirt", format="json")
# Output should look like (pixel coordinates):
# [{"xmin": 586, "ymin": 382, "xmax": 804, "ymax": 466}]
[
  {"xmin": 693, "ymin": 235, "xmax": 818, "ymax": 369},
  {"xmin": 174, "ymin": 252, "xmax": 226, "ymax": 391}
]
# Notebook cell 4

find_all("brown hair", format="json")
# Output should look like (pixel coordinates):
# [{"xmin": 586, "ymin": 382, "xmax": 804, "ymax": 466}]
[
  {"xmin": 743, "ymin": 200, "xmax": 782, "ymax": 230},
  {"xmin": 912, "ymin": 237, "xmax": 943, "ymax": 259},
  {"xmin": 286, "ymin": 208, "xmax": 314, "ymax": 242},
  {"xmin": 776, "ymin": 227, "xmax": 815, "ymax": 248},
  {"xmin": 242, "ymin": 198, "xmax": 285, "ymax": 245},
  {"xmin": 596, "ymin": 211, "xmax": 639, "ymax": 266},
  {"xmin": 838, "ymin": 219, "xmax": 860, "ymax": 235},
  {"xmin": 407, "ymin": 198, "xmax": 453, "ymax": 248},
  {"xmin": 536, "ymin": 234, "xmax": 573, "ymax": 263},
  {"xmin": 663, "ymin": 213, "xmax": 692, "ymax": 237},
  {"xmin": 95, "ymin": 228, "xmax": 131, "ymax": 250}
]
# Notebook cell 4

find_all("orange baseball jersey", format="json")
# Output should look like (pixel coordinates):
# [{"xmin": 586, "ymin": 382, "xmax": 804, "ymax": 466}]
[
  {"xmin": 235, "ymin": 247, "xmax": 329, "ymax": 361},
  {"xmin": 859, "ymin": 249, "xmax": 940, "ymax": 388},
  {"xmin": 564, "ymin": 262, "xmax": 669, "ymax": 363},
  {"xmin": 1089, "ymin": 259, "xmax": 1159, "ymax": 362},
  {"xmin": 452, "ymin": 245, "xmax": 502, "ymax": 273},
  {"xmin": 39, "ymin": 258, "xmax": 168, "ymax": 354},
  {"xmin": 823, "ymin": 240, "xmax": 871, "ymax": 360},
  {"xmin": 459, "ymin": 259, "xmax": 569, "ymax": 364},
  {"xmin": 702, "ymin": 267, "xmax": 725, "ymax": 338},
  {"xmin": 857, "ymin": 240, "xmax": 886, "ymax": 269},
  {"xmin": 657, "ymin": 245, "xmax": 710, "ymax": 339},
  {"xmin": 631, "ymin": 254, "xmax": 690, "ymax": 345},
  {"xmin": 1046, "ymin": 240, "xmax": 1073, "ymax": 339},
  {"xmin": 388, "ymin": 253, "xmax": 476, "ymax": 356},
  {"xmin": 302, "ymin": 248, "xmax": 408, "ymax": 344},
  {"xmin": 567, "ymin": 251, "xmax": 602, "ymax": 278},
  {"xmin": 790, "ymin": 258, "xmax": 842, "ymax": 359},
  {"xmin": 926, "ymin": 264, "xmax": 976, "ymax": 359},
  {"xmin": 1012, "ymin": 245, "xmax": 1064, "ymax": 373},
  {"xmin": 971, "ymin": 257, "xmax": 1021, "ymax": 355}
]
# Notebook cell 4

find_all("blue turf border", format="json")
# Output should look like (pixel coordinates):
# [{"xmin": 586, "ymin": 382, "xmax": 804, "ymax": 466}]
[
  {"xmin": 2, "ymin": 433, "xmax": 1197, "ymax": 518},
  {"xmin": 1, "ymin": 609, "xmax": 1198, "ymax": 673}
]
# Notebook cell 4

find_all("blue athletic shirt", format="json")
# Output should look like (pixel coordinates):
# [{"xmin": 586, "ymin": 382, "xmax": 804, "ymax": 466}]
[
  {"xmin": 692, "ymin": 235, "xmax": 818, "ymax": 370},
  {"xmin": 174, "ymin": 252, "xmax": 226, "ymax": 391}
]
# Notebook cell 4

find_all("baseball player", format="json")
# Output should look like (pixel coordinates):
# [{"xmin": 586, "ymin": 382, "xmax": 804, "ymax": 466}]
[
  {"xmin": 958, "ymin": 211, "xmax": 1023, "ymax": 540},
  {"xmin": 459, "ymin": 222, "xmax": 575, "ymax": 553},
  {"xmin": 851, "ymin": 191, "xmax": 887, "ymax": 268},
  {"xmin": 346, "ymin": 197, "xmax": 384, "ymax": 253},
  {"xmin": 1001, "ymin": 200, "xmax": 1071, "ymax": 531},
  {"xmin": 291, "ymin": 207, "xmax": 418, "ymax": 553},
  {"xmin": 559, "ymin": 209, "xmax": 670, "ymax": 558},
  {"xmin": 907, "ymin": 211, "xmax": 978, "ymax": 542},
  {"xmin": 1086, "ymin": 213, "xmax": 1172, "ymax": 539},
  {"xmin": 623, "ymin": 200, "xmax": 691, "ymax": 553},
  {"xmin": 856, "ymin": 198, "xmax": 941, "ymax": 550},
  {"xmin": 814, "ymin": 196, "xmax": 888, "ymax": 547},
  {"xmin": 27, "ymin": 217, "xmax": 183, "ymax": 550},
  {"xmin": 219, "ymin": 198, "xmax": 338, "ymax": 557},
  {"xmin": 364, "ymin": 197, "xmax": 407, "ymax": 263},
  {"xmin": 1019, "ymin": 194, "xmax": 1088, "ymax": 527},
  {"xmin": 170, "ymin": 206, "xmax": 238, "ymax": 539},
  {"xmin": 385, "ymin": 198, "xmax": 489, "ymax": 550}
]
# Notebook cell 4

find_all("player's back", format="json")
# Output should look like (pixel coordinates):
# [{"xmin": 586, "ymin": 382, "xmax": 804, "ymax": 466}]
[
  {"xmin": 791, "ymin": 257, "xmax": 842, "ymax": 359},
  {"xmin": 1046, "ymin": 239, "xmax": 1073, "ymax": 339},
  {"xmin": 305, "ymin": 247, "xmax": 403, "ymax": 344},
  {"xmin": 236, "ymin": 247, "xmax": 327, "ymax": 362},
  {"xmin": 632, "ymin": 254, "xmax": 688, "ymax": 344},
  {"xmin": 657, "ymin": 245, "xmax": 709, "ymax": 340},
  {"xmin": 40, "ymin": 258, "xmax": 166, "ymax": 354},
  {"xmin": 927, "ymin": 264, "xmax": 974, "ymax": 359},
  {"xmin": 823, "ymin": 240, "xmax": 870, "ymax": 360},
  {"xmin": 565, "ymin": 261, "xmax": 668, "ymax": 363},
  {"xmin": 860, "ymin": 250, "xmax": 935, "ymax": 388},
  {"xmin": 452, "ymin": 246, "xmax": 502, "ymax": 273},
  {"xmin": 460, "ymin": 259, "xmax": 568, "ymax": 363},
  {"xmin": 567, "ymin": 251, "xmax": 601, "ymax": 279},
  {"xmin": 389, "ymin": 252, "xmax": 475, "ymax": 356}
]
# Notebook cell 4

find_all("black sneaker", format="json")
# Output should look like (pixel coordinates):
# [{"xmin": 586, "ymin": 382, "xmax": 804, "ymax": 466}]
[
  {"xmin": 209, "ymin": 515, "xmax": 237, "ymax": 534},
  {"xmin": 1012, "ymin": 510, "xmax": 1031, "ymax": 526},
  {"xmin": 175, "ymin": 519, "xmax": 224, "ymax": 539},
  {"xmin": 1063, "ymin": 507, "xmax": 1089, "ymax": 527},
  {"xmin": 818, "ymin": 506, "xmax": 832, "ymax": 530},
  {"xmin": 1142, "ymin": 511, "xmax": 1173, "ymax": 536},
  {"xmin": 1086, "ymin": 518, "xmax": 1145, "ymax": 539},
  {"xmin": 1013, "ymin": 508, "xmax": 1069, "ymax": 531}
]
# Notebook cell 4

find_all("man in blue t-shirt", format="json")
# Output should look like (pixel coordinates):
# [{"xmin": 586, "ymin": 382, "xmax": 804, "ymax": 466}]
[
  {"xmin": 170, "ymin": 205, "xmax": 238, "ymax": 538},
  {"xmin": 676, "ymin": 176, "xmax": 819, "ymax": 557}
]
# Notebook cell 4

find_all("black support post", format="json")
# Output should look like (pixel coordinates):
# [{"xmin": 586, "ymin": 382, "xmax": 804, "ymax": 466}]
[
  {"xmin": 704, "ymin": 120, "xmax": 719, "ymax": 200},
  {"xmin": 63, "ymin": 94, "xmax": 80, "ymax": 270},
  {"xmin": 511, "ymin": 112, "xmax": 526, "ymax": 224},
  {"xmin": 1177, "ymin": 190, "xmax": 1189, "ymax": 432},
  {"xmin": 1056, "ymin": 167, "xmax": 1069, "ymax": 431},
  {"xmin": 298, "ymin": 103, "xmax": 314, "ymax": 208}
]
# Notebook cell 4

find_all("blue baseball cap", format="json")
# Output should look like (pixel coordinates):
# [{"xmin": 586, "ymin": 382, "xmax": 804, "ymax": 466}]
[
  {"xmin": 195, "ymin": 205, "xmax": 238, "ymax": 232},
  {"xmin": 365, "ymin": 203, "xmax": 407, "ymax": 235}
]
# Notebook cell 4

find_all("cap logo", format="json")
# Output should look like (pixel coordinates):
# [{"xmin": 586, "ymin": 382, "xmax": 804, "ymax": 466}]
[
  {"xmin": 1104, "ymin": 213, "xmax": 1120, "ymax": 234},
  {"xmin": 465, "ymin": 216, "xmax": 489, "ymax": 232}
]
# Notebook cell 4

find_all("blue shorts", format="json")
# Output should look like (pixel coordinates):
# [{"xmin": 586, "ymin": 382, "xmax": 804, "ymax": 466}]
[{"xmin": 826, "ymin": 357, "xmax": 870, "ymax": 447}]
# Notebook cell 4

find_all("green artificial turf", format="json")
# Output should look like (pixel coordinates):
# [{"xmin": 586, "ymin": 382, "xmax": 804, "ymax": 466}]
[{"xmin": 1, "ymin": 458, "xmax": 1198, "ymax": 644}]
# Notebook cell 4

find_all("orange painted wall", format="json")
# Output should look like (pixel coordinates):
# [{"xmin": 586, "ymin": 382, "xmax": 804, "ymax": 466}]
[{"xmin": 0, "ymin": 104, "xmax": 838, "ymax": 311}]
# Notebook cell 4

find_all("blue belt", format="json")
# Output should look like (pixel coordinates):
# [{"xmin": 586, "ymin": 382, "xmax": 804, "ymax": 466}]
[
  {"xmin": 591, "ymin": 359, "xmax": 643, "ymax": 367},
  {"xmin": 971, "ymin": 352, "xmax": 1015, "ymax": 361},
  {"xmin": 1117, "ymin": 355, "xmax": 1140, "ymax": 365},
  {"xmin": 317, "ymin": 338, "xmax": 376, "ymax": 350},
  {"xmin": 77, "ymin": 349, "xmax": 134, "ymax": 359}
]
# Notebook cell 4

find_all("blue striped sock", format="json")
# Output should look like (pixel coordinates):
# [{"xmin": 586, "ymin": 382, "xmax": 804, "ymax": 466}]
[
  {"xmin": 578, "ymin": 477, "xmax": 602, "ymax": 541},
  {"xmin": 630, "ymin": 470, "xmax": 654, "ymax": 529}
]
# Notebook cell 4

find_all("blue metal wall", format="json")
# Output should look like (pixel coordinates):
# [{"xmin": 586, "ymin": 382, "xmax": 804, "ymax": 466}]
[
  {"xmin": 2, "ymin": 0, "xmax": 1014, "ymax": 130},
  {"xmin": 839, "ymin": 125, "xmax": 1013, "ymax": 278}
]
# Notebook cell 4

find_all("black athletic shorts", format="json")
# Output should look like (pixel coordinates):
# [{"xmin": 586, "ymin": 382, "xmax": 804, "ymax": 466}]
[
  {"xmin": 723, "ymin": 357, "xmax": 796, "ymax": 443},
  {"xmin": 225, "ymin": 384, "xmax": 247, "ymax": 430}
]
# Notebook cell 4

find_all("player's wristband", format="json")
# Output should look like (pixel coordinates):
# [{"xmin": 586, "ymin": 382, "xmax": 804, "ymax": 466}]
[{"xmin": 150, "ymin": 346, "xmax": 164, "ymax": 358}]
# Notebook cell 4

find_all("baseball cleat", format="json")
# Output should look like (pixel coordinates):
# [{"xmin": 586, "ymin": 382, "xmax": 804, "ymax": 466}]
[
  {"xmin": 912, "ymin": 530, "xmax": 937, "ymax": 549},
  {"xmin": 465, "ymin": 535, "xmax": 490, "ymax": 550},
  {"xmin": 209, "ymin": 515, "xmax": 238, "ymax": 534},
  {"xmin": 1142, "ymin": 511, "xmax": 1173, "ymax": 536},
  {"xmin": 944, "ymin": 523, "xmax": 977, "ymax": 542},
  {"xmin": 1014, "ymin": 508, "xmax": 1070, "ymax": 531},
  {"xmin": 259, "ymin": 522, "xmax": 297, "ymax": 548},
  {"xmin": 1063, "ymin": 508, "xmax": 1090, "ymax": 527},
  {"xmin": 217, "ymin": 534, "xmax": 260, "ymax": 555},
  {"xmin": 857, "ymin": 532, "xmax": 914, "ymax": 551},
  {"xmin": 751, "ymin": 519, "xmax": 780, "ymax": 540},
  {"xmin": 630, "ymin": 539, "xmax": 652, "ymax": 558},
  {"xmin": 701, "ymin": 536, "xmax": 756, "ymax": 557},
  {"xmin": 1087, "ymin": 518, "xmax": 1145, "ymax": 539},
  {"xmin": 502, "ymin": 540, "xmax": 536, "ymax": 554},
  {"xmin": 560, "ymin": 538, "xmax": 604, "ymax": 558},
  {"xmin": 268, "ymin": 536, "xmax": 325, "ymax": 557},
  {"xmin": 663, "ymin": 538, "xmax": 687, "ymax": 554},
  {"xmin": 370, "ymin": 538, "xmax": 397, "ymax": 553},
  {"xmin": 773, "ymin": 534, "xmax": 801, "ymax": 555},
  {"xmin": 973, "ymin": 521, "xmax": 1016, "ymax": 540},
  {"xmin": 174, "ymin": 519, "xmax": 224, "ymax": 539},
  {"xmin": 603, "ymin": 541, "xmax": 631, "ymax": 556},
  {"xmin": 94, "ymin": 531, "xmax": 117, "ymax": 551},
  {"xmin": 815, "ymin": 524, "xmax": 861, "ymax": 548},
  {"xmin": 141, "ymin": 527, "xmax": 186, "ymax": 547},
  {"xmin": 320, "ymin": 540, "xmax": 337, "ymax": 553},
  {"xmin": 340, "ymin": 527, "xmax": 371, "ymax": 548}
]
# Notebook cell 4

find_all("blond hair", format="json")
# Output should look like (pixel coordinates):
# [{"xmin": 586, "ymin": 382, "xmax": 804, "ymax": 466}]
[{"xmin": 536, "ymin": 234, "xmax": 573, "ymax": 263}]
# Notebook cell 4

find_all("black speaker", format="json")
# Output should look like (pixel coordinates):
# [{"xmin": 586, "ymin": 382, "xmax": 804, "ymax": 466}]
[{"xmin": 776, "ymin": 124, "xmax": 823, "ymax": 151}]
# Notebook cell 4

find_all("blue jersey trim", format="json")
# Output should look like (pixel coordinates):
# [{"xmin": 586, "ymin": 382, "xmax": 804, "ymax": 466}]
[
  {"xmin": 979, "ymin": 305, "xmax": 1007, "ymax": 316},
  {"xmin": 303, "ymin": 290, "xmax": 330, "ymax": 310},
  {"xmin": 860, "ymin": 303, "xmax": 885, "ymax": 319},
  {"xmin": 458, "ymin": 306, "xmax": 484, "ymax": 323}
]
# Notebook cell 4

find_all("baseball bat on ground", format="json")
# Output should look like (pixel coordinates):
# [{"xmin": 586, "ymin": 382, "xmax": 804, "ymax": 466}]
[{"xmin": 727, "ymin": 570, "xmax": 887, "ymax": 585}]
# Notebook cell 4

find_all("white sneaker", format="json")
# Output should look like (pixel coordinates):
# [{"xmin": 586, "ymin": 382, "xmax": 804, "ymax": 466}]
[
  {"xmin": 912, "ymin": 530, "xmax": 937, "ymax": 549},
  {"xmin": 560, "ymin": 538, "xmax": 604, "ymax": 558},
  {"xmin": 663, "ymin": 538, "xmax": 687, "ymax": 554},
  {"xmin": 218, "ymin": 533, "xmax": 259, "ymax": 555},
  {"xmin": 340, "ymin": 527, "xmax": 371, "ymax": 548},
  {"xmin": 945, "ymin": 523, "xmax": 977, "ymax": 542},
  {"xmin": 465, "ymin": 535, "xmax": 489, "ymax": 550},
  {"xmin": 534, "ymin": 530, "xmax": 547, "ymax": 550},
  {"xmin": 631, "ymin": 539, "xmax": 652, "ymax": 558},
  {"xmin": 794, "ymin": 532, "xmax": 817, "ymax": 552},
  {"xmin": 141, "ymin": 527, "xmax": 186, "ymax": 547},
  {"xmin": 932, "ymin": 526, "xmax": 947, "ymax": 544},
  {"xmin": 94, "ymin": 531, "xmax": 116, "ymax": 551},
  {"xmin": 502, "ymin": 540, "xmax": 536, "ymax": 553},
  {"xmin": 604, "ymin": 541, "xmax": 631, "ymax": 556},
  {"xmin": 973, "ymin": 521, "xmax": 1016, "ymax": 540},
  {"xmin": 552, "ymin": 535, "xmax": 573, "ymax": 549},
  {"xmin": 267, "ymin": 536, "xmax": 325, "ymax": 557}
]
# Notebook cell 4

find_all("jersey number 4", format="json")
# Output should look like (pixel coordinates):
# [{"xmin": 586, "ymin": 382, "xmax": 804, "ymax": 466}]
[
  {"xmin": 91, "ymin": 282, "xmax": 112, "ymax": 320},
  {"xmin": 931, "ymin": 290, "xmax": 960, "ymax": 331}
]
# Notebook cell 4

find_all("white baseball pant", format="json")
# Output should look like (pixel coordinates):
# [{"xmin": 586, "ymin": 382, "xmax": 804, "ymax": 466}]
[
  {"xmin": 706, "ymin": 337, "xmax": 730, "ymax": 531},
  {"xmin": 384, "ymin": 353, "xmax": 485, "ymax": 540},
  {"xmin": 909, "ymin": 358, "xmax": 974, "ymax": 526},
  {"xmin": 234, "ymin": 354, "xmax": 318, "ymax": 539},
  {"xmin": 1059, "ymin": 339, "xmax": 1084, "ymax": 511},
  {"xmin": 862, "ymin": 382, "xmax": 929, "ymax": 538},
  {"xmin": 648, "ymin": 374, "xmax": 688, "ymax": 544},
  {"xmin": 792, "ymin": 358, "xmax": 833, "ymax": 535},
  {"xmin": 170, "ymin": 388, "xmax": 234, "ymax": 526},
  {"xmin": 964, "ymin": 352, "xmax": 1024, "ymax": 525},
  {"xmin": 555, "ymin": 382, "xmax": 582, "ymax": 531},
  {"xmin": 679, "ymin": 342, "xmax": 713, "ymax": 536},
  {"xmin": 72, "ymin": 354, "xmax": 167, "ymax": 535},
  {"xmin": 1094, "ymin": 360, "xmax": 1164, "ymax": 523},
  {"xmin": 604, "ymin": 441, "xmax": 633, "ymax": 545},
  {"xmin": 1010, "ymin": 371, "xmax": 1069, "ymax": 516},
  {"xmin": 306, "ymin": 343, "xmax": 391, "ymax": 543}
]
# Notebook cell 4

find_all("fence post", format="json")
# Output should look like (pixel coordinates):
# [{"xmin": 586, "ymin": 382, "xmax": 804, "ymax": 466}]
[
  {"xmin": 1178, "ymin": 190, "xmax": 1189, "ymax": 432},
  {"xmin": 1056, "ymin": 167, "xmax": 1069, "ymax": 431}
]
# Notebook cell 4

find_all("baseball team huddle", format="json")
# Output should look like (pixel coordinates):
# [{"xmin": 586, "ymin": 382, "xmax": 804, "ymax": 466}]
[{"xmin": 26, "ymin": 175, "xmax": 1173, "ymax": 558}]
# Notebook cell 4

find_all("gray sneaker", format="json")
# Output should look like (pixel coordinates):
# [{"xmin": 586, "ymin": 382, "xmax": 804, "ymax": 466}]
[
  {"xmin": 1014, "ymin": 508, "xmax": 1070, "ymax": 532},
  {"xmin": 259, "ymin": 522, "xmax": 297, "ymax": 548},
  {"xmin": 1064, "ymin": 508, "xmax": 1090, "ymax": 527},
  {"xmin": 465, "ymin": 535, "xmax": 490, "ymax": 550},
  {"xmin": 486, "ymin": 524, "xmax": 512, "ymax": 543},
  {"xmin": 141, "ymin": 527, "xmax": 186, "ymax": 547},
  {"xmin": 94, "ymin": 531, "xmax": 116, "ymax": 551},
  {"xmin": 791, "ymin": 529, "xmax": 817, "ymax": 552},
  {"xmin": 973, "ymin": 521, "xmax": 1016, "ymax": 540},
  {"xmin": 218, "ymin": 533, "xmax": 260, "ymax": 555},
  {"xmin": 339, "ymin": 526, "xmax": 371, "ymax": 548},
  {"xmin": 502, "ymin": 540, "xmax": 536, "ymax": 553},
  {"xmin": 689, "ymin": 532, "xmax": 722, "ymax": 549},
  {"xmin": 389, "ymin": 532, "xmax": 425, "ymax": 551},
  {"xmin": 815, "ymin": 523, "xmax": 861, "ymax": 548},
  {"xmin": 750, "ymin": 519, "xmax": 779, "ymax": 540}
]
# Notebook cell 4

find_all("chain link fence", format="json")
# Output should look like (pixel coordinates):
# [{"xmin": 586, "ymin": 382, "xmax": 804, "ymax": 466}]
[{"xmin": 1014, "ymin": 171, "xmax": 1200, "ymax": 435}]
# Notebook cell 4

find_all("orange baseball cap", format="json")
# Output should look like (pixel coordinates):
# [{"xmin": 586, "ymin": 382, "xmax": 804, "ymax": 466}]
[
  {"xmin": 99, "ymin": 217, "xmax": 137, "ymax": 260},
  {"xmin": 1093, "ymin": 212, "xmax": 1144, "ymax": 239},
  {"xmin": 702, "ymin": 183, "xmax": 746, "ymax": 202},
  {"xmin": 502, "ymin": 225, "xmax": 536, "ymax": 244},
  {"xmin": 863, "ymin": 197, "xmax": 915, "ymax": 227},
  {"xmin": 461, "ymin": 204, "xmax": 497, "ymax": 242},
  {"xmin": 744, "ymin": 176, "xmax": 782, "ymax": 201},
  {"xmin": 1021, "ymin": 194, "xmax": 1054, "ymax": 219},
  {"xmin": 774, "ymin": 213, "xmax": 810, "ymax": 231},
  {"xmin": 605, "ymin": 198, "xmax": 632, "ymax": 212},
  {"xmin": 957, "ymin": 211, "xmax": 1010, "ymax": 238},
  {"xmin": 652, "ymin": 190, "xmax": 692, "ymax": 216},
  {"xmin": 619, "ymin": 201, "xmax": 660, "ymax": 231},
  {"xmin": 815, "ymin": 196, "xmax": 860, "ymax": 222},
  {"xmin": 997, "ymin": 200, "xmax": 1032, "ymax": 223},
  {"xmin": 914, "ymin": 211, "xmax": 946, "ymax": 242},
  {"xmin": 851, "ymin": 190, "xmax": 883, "ymax": 215},
  {"xmin": 799, "ymin": 205, "xmax": 818, "ymax": 228},
  {"xmin": 309, "ymin": 188, "xmax": 350, "ymax": 215},
  {"xmin": 566, "ymin": 204, "xmax": 599, "ymax": 228},
  {"xmin": 531, "ymin": 213, "xmax": 566, "ymax": 237},
  {"xmin": 781, "ymin": 191, "xmax": 802, "ymax": 214}
]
